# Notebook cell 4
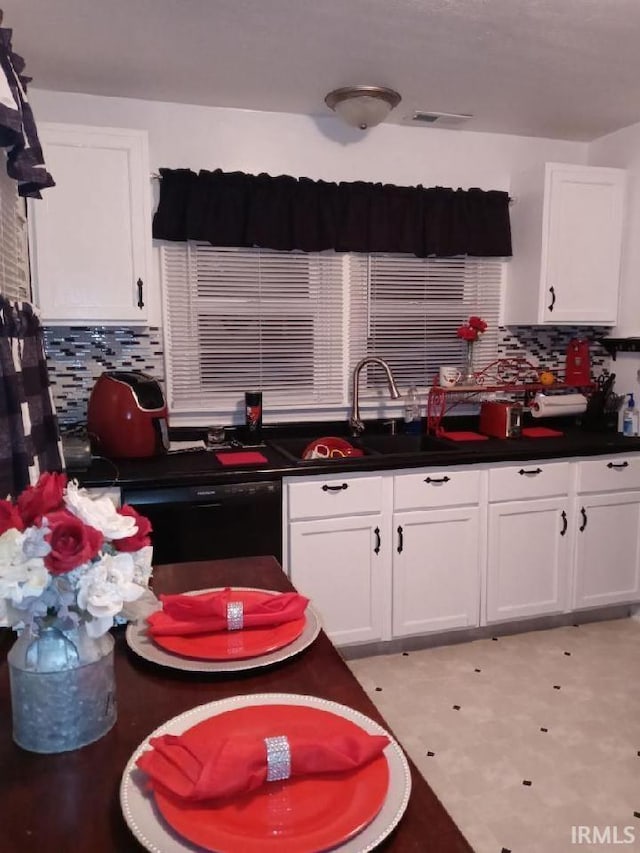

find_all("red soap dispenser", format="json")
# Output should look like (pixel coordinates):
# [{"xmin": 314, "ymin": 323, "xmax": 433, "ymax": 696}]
[{"xmin": 564, "ymin": 339, "xmax": 591, "ymax": 385}]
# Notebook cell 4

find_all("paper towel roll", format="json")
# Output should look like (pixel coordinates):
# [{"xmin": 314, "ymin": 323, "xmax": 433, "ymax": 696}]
[{"xmin": 530, "ymin": 392, "xmax": 588, "ymax": 419}]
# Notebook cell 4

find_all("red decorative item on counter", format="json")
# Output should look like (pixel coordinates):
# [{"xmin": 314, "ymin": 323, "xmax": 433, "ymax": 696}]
[{"xmin": 564, "ymin": 339, "xmax": 591, "ymax": 385}]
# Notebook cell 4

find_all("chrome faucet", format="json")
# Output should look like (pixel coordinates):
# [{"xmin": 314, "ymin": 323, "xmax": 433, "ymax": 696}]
[{"xmin": 349, "ymin": 357, "xmax": 401, "ymax": 435}]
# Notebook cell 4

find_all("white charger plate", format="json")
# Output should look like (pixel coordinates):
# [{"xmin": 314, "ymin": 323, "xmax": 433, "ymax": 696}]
[
  {"xmin": 120, "ymin": 692, "xmax": 412, "ymax": 853},
  {"xmin": 125, "ymin": 587, "xmax": 321, "ymax": 673}
]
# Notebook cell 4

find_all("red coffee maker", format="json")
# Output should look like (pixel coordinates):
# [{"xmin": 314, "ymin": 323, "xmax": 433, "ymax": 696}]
[{"xmin": 564, "ymin": 339, "xmax": 591, "ymax": 385}]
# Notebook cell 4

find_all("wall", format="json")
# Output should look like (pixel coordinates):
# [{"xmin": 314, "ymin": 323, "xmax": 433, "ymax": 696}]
[
  {"xmin": 589, "ymin": 120, "xmax": 640, "ymax": 404},
  {"xmin": 29, "ymin": 89, "xmax": 593, "ymax": 422}
]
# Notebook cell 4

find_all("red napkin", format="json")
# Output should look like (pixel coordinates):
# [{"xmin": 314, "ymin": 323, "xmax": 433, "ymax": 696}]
[
  {"xmin": 146, "ymin": 588, "xmax": 309, "ymax": 637},
  {"xmin": 215, "ymin": 451, "xmax": 268, "ymax": 466},
  {"xmin": 137, "ymin": 729, "xmax": 389, "ymax": 802}
]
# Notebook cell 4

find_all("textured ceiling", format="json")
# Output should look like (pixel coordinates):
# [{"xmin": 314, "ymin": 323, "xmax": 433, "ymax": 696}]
[{"xmin": 4, "ymin": 0, "xmax": 640, "ymax": 141}]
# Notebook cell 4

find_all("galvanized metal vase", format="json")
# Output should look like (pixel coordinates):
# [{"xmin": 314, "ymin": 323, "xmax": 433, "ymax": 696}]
[{"xmin": 8, "ymin": 625, "xmax": 117, "ymax": 753}]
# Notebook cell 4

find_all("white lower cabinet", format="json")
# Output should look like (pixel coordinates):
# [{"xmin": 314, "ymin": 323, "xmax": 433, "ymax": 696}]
[
  {"xmin": 288, "ymin": 513, "xmax": 389, "ymax": 645},
  {"xmin": 487, "ymin": 498, "xmax": 570, "ymax": 623},
  {"xmin": 284, "ymin": 454, "xmax": 640, "ymax": 647},
  {"xmin": 392, "ymin": 506, "xmax": 480, "ymax": 636},
  {"xmin": 572, "ymin": 456, "xmax": 640, "ymax": 610}
]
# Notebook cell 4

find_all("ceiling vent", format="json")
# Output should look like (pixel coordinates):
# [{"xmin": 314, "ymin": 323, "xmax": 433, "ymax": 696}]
[{"xmin": 408, "ymin": 111, "xmax": 473, "ymax": 126}]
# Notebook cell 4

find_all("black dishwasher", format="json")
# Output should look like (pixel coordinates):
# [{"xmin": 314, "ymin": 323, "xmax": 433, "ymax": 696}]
[{"xmin": 121, "ymin": 480, "xmax": 282, "ymax": 566}]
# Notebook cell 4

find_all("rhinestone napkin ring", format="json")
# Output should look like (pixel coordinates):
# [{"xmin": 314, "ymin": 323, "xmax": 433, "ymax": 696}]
[
  {"xmin": 265, "ymin": 735, "xmax": 291, "ymax": 782},
  {"xmin": 226, "ymin": 601, "xmax": 244, "ymax": 631}
]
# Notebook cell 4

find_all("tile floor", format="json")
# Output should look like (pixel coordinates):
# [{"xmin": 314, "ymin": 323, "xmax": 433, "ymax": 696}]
[{"xmin": 348, "ymin": 617, "xmax": 640, "ymax": 853}]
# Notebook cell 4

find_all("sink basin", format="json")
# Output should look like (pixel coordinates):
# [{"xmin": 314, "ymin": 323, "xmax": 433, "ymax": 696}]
[
  {"xmin": 268, "ymin": 436, "xmax": 378, "ymax": 465},
  {"xmin": 357, "ymin": 433, "xmax": 458, "ymax": 456}
]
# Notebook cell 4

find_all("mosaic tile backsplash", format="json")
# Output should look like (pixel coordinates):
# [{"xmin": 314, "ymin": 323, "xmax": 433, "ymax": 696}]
[
  {"xmin": 43, "ymin": 324, "xmax": 610, "ymax": 424},
  {"xmin": 43, "ymin": 326, "xmax": 165, "ymax": 425}
]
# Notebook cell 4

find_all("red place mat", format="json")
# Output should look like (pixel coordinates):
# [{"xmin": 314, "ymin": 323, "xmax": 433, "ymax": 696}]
[
  {"xmin": 439, "ymin": 430, "xmax": 489, "ymax": 442},
  {"xmin": 215, "ymin": 451, "xmax": 268, "ymax": 466},
  {"xmin": 521, "ymin": 427, "xmax": 564, "ymax": 438}
]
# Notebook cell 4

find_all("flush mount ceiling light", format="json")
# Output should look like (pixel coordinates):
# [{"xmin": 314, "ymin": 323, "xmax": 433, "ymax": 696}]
[{"xmin": 324, "ymin": 85, "xmax": 402, "ymax": 130}]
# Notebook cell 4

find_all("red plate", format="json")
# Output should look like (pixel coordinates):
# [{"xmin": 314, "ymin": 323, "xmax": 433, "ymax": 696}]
[
  {"xmin": 152, "ymin": 703, "xmax": 390, "ymax": 853},
  {"xmin": 151, "ymin": 590, "xmax": 306, "ymax": 661},
  {"xmin": 302, "ymin": 436, "xmax": 364, "ymax": 460}
]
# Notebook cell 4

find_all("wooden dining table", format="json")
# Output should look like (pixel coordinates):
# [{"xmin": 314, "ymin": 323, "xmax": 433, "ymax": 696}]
[{"xmin": 0, "ymin": 556, "xmax": 472, "ymax": 852}]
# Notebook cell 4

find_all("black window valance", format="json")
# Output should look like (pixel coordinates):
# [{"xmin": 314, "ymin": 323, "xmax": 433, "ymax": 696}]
[{"xmin": 153, "ymin": 168, "xmax": 512, "ymax": 258}]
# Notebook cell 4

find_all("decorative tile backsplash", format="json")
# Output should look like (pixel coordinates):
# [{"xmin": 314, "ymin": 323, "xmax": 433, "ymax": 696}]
[
  {"xmin": 499, "ymin": 326, "xmax": 609, "ymax": 374},
  {"xmin": 43, "ymin": 326, "xmax": 165, "ymax": 425},
  {"xmin": 43, "ymin": 324, "xmax": 610, "ymax": 425}
]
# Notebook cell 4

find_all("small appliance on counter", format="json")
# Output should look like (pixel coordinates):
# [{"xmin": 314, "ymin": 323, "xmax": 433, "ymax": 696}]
[
  {"xmin": 479, "ymin": 401, "xmax": 523, "ymax": 438},
  {"xmin": 87, "ymin": 371, "xmax": 169, "ymax": 459},
  {"xmin": 564, "ymin": 339, "xmax": 591, "ymax": 385}
]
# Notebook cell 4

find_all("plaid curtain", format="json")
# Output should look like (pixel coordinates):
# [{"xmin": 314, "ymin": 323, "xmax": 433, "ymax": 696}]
[{"xmin": 0, "ymin": 297, "xmax": 63, "ymax": 498}]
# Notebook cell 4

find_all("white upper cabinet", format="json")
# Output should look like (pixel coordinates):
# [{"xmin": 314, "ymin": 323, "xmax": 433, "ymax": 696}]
[
  {"xmin": 504, "ymin": 162, "xmax": 626, "ymax": 326},
  {"xmin": 28, "ymin": 123, "xmax": 152, "ymax": 325}
]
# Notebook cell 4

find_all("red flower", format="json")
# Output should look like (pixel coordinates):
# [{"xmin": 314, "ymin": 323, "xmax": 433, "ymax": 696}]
[
  {"xmin": 457, "ymin": 325, "xmax": 478, "ymax": 342},
  {"xmin": 44, "ymin": 509, "xmax": 103, "ymax": 575},
  {"xmin": 18, "ymin": 472, "xmax": 67, "ymax": 527},
  {"xmin": 0, "ymin": 500, "xmax": 24, "ymax": 535},
  {"xmin": 113, "ymin": 505, "xmax": 153, "ymax": 552},
  {"xmin": 469, "ymin": 316, "xmax": 488, "ymax": 333}
]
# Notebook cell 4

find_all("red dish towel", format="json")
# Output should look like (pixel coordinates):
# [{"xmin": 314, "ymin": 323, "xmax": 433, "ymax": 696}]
[
  {"xmin": 215, "ymin": 451, "xmax": 268, "ymax": 466},
  {"xmin": 147, "ymin": 588, "xmax": 309, "ymax": 637},
  {"xmin": 137, "ymin": 729, "xmax": 389, "ymax": 802}
]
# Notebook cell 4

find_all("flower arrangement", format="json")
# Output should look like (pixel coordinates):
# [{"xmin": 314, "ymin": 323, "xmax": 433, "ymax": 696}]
[
  {"xmin": 0, "ymin": 472, "xmax": 153, "ymax": 638},
  {"xmin": 456, "ymin": 315, "xmax": 488, "ymax": 342}
]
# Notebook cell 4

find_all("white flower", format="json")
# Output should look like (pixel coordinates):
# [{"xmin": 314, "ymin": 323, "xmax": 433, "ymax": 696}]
[
  {"xmin": 63, "ymin": 481, "xmax": 137, "ymax": 540},
  {"xmin": 131, "ymin": 545, "xmax": 153, "ymax": 587},
  {"xmin": 0, "ymin": 528, "xmax": 51, "ymax": 608},
  {"xmin": 76, "ymin": 552, "xmax": 144, "ymax": 637}
]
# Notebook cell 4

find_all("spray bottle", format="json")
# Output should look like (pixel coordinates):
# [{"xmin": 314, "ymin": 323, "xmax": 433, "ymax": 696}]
[{"xmin": 622, "ymin": 393, "xmax": 639, "ymax": 437}]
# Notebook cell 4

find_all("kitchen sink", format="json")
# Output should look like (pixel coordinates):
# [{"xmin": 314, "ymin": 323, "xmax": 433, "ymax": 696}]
[
  {"xmin": 267, "ymin": 436, "xmax": 377, "ymax": 465},
  {"xmin": 268, "ymin": 431, "xmax": 458, "ymax": 464}
]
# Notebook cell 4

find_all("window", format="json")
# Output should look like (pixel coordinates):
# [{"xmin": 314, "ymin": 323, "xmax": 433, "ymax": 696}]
[
  {"xmin": 0, "ymin": 158, "xmax": 29, "ymax": 302},
  {"xmin": 161, "ymin": 243, "xmax": 503, "ymax": 419}
]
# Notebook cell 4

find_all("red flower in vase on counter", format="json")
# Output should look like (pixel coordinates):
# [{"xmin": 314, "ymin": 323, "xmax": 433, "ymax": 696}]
[{"xmin": 456, "ymin": 315, "xmax": 488, "ymax": 342}]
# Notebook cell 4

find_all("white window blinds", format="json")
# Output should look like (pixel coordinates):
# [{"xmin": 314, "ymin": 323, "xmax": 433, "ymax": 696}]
[
  {"xmin": 0, "ymin": 160, "xmax": 29, "ymax": 302},
  {"xmin": 162, "ymin": 243, "xmax": 503, "ymax": 418},
  {"xmin": 349, "ymin": 254, "xmax": 502, "ymax": 390},
  {"xmin": 162, "ymin": 244, "xmax": 345, "ymax": 413}
]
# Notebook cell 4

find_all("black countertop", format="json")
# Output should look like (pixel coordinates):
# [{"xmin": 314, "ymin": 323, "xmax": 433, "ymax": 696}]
[{"xmin": 70, "ymin": 418, "xmax": 640, "ymax": 490}]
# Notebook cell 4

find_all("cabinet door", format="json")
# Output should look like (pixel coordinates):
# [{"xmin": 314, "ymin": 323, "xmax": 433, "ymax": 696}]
[
  {"xmin": 573, "ymin": 493, "xmax": 640, "ymax": 609},
  {"xmin": 28, "ymin": 123, "xmax": 151, "ymax": 325},
  {"xmin": 288, "ymin": 514, "xmax": 389, "ymax": 646},
  {"xmin": 541, "ymin": 164, "xmax": 624, "ymax": 324},
  {"xmin": 487, "ymin": 498, "xmax": 569, "ymax": 623},
  {"xmin": 393, "ymin": 507, "xmax": 480, "ymax": 637}
]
